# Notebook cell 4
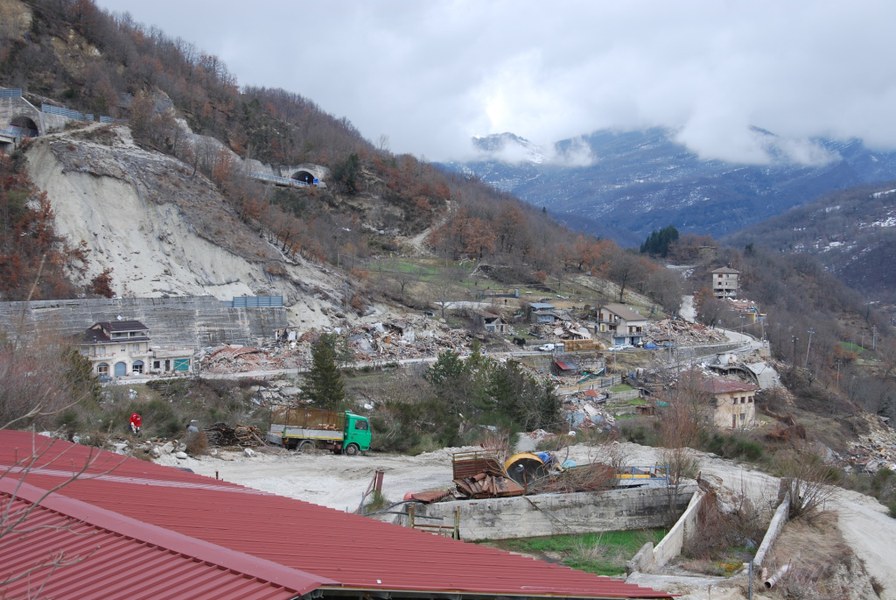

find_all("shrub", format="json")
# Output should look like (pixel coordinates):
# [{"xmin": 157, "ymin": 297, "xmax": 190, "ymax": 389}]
[
  {"xmin": 184, "ymin": 431, "xmax": 209, "ymax": 456},
  {"xmin": 140, "ymin": 399, "xmax": 183, "ymax": 438},
  {"xmin": 619, "ymin": 418, "xmax": 660, "ymax": 446},
  {"xmin": 56, "ymin": 409, "xmax": 82, "ymax": 434},
  {"xmin": 362, "ymin": 490, "xmax": 388, "ymax": 514},
  {"xmin": 702, "ymin": 432, "xmax": 764, "ymax": 462},
  {"xmin": 80, "ymin": 431, "xmax": 109, "ymax": 448},
  {"xmin": 775, "ymin": 459, "xmax": 837, "ymax": 521}
]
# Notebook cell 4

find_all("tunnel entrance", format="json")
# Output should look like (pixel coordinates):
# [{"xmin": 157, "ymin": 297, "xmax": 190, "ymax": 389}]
[
  {"xmin": 9, "ymin": 115, "xmax": 39, "ymax": 138},
  {"xmin": 291, "ymin": 170, "xmax": 315, "ymax": 184}
]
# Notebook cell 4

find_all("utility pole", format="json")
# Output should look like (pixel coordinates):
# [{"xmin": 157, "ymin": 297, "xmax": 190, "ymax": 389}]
[
  {"xmin": 804, "ymin": 328, "xmax": 815, "ymax": 369},
  {"xmin": 791, "ymin": 335, "xmax": 799, "ymax": 368},
  {"xmin": 872, "ymin": 326, "xmax": 878, "ymax": 351}
]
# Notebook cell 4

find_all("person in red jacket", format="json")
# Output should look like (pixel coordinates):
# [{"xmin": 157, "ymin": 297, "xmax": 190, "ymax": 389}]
[{"xmin": 129, "ymin": 412, "xmax": 142, "ymax": 435}]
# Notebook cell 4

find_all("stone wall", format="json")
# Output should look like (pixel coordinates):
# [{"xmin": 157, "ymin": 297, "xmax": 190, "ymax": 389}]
[
  {"xmin": 402, "ymin": 483, "xmax": 697, "ymax": 542},
  {"xmin": 0, "ymin": 296, "xmax": 287, "ymax": 350}
]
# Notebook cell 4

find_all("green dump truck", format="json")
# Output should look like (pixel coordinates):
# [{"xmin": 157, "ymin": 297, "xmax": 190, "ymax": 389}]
[{"xmin": 266, "ymin": 407, "xmax": 371, "ymax": 455}]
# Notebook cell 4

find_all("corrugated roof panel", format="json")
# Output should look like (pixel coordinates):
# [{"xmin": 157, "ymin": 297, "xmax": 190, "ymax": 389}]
[
  {"xmin": 0, "ymin": 496, "xmax": 295, "ymax": 600},
  {"xmin": 0, "ymin": 431, "xmax": 671, "ymax": 599}
]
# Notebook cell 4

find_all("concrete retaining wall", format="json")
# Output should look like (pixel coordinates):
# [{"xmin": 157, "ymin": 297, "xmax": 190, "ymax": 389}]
[
  {"xmin": 652, "ymin": 488, "xmax": 706, "ymax": 568},
  {"xmin": 406, "ymin": 483, "xmax": 697, "ymax": 542},
  {"xmin": 674, "ymin": 342, "xmax": 742, "ymax": 359},
  {"xmin": 0, "ymin": 296, "xmax": 287, "ymax": 350},
  {"xmin": 753, "ymin": 493, "xmax": 790, "ymax": 569}
]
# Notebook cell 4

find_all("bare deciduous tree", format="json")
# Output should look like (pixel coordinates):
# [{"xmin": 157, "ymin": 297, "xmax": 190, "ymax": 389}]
[{"xmin": 660, "ymin": 370, "xmax": 713, "ymax": 485}]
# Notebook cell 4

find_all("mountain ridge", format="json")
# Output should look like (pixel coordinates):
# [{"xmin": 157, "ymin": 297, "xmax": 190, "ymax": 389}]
[
  {"xmin": 444, "ymin": 128, "xmax": 896, "ymax": 246},
  {"xmin": 727, "ymin": 180, "xmax": 896, "ymax": 305}
]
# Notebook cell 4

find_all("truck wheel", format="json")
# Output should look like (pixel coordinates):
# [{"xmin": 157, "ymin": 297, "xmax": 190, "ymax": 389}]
[
  {"xmin": 298, "ymin": 440, "xmax": 314, "ymax": 453},
  {"xmin": 343, "ymin": 443, "xmax": 360, "ymax": 456}
]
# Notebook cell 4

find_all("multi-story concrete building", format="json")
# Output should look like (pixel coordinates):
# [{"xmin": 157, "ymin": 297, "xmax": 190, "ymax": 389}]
[{"xmin": 711, "ymin": 267, "xmax": 740, "ymax": 298}]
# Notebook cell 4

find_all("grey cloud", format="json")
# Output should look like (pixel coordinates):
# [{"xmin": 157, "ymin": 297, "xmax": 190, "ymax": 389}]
[{"xmin": 96, "ymin": 0, "xmax": 896, "ymax": 165}]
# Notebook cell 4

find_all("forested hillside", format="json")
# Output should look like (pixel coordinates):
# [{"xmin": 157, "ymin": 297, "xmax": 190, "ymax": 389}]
[
  {"xmin": 1, "ymin": 0, "xmax": 677, "ymax": 304},
  {"xmin": 727, "ymin": 181, "xmax": 896, "ymax": 306}
]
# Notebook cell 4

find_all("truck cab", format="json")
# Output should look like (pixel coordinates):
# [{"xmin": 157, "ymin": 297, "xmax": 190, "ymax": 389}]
[{"xmin": 343, "ymin": 412, "xmax": 372, "ymax": 455}]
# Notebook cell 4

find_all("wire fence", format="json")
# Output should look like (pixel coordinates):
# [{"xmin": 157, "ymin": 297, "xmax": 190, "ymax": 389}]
[
  {"xmin": 230, "ymin": 295, "xmax": 284, "ymax": 308},
  {"xmin": 41, "ymin": 103, "xmax": 93, "ymax": 122}
]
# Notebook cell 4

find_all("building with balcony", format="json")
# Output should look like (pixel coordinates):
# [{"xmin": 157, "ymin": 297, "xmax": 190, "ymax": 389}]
[
  {"xmin": 596, "ymin": 304, "xmax": 647, "ymax": 347},
  {"xmin": 79, "ymin": 320, "xmax": 193, "ymax": 379},
  {"xmin": 81, "ymin": 320, "xmax": 151, "ymax": 378}
]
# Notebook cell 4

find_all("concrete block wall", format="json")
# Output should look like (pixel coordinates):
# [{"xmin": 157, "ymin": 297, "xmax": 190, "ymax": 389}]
[
  {"xmin": 0, "ymin": 296, "xmax": 287, "ymax": 350},
  {"xmin": 407, "ymin": 483, "xmax": 697, "ymax": 542}
]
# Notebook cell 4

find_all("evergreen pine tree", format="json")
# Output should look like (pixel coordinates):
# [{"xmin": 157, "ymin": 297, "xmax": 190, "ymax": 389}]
[{"xmin": 306, "ymin": 334, "xmax": 346, "ymax": 410}]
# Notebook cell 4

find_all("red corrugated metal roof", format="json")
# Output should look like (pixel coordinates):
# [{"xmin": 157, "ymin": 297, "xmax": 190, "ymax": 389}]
[
  {"xmin": 0, "ymin": 431, "xmax": 672, "ymax": 599},
  {"xmin": 0, "ymin": 483, "xmax": 304, "ymax": 599},
  {"xmin": 699, "ymin": 377, "xmax": 759, "ymax": 394},
  {"xmin": 554, "ymin": 359, "xmax": 579, "ymax": 371}
]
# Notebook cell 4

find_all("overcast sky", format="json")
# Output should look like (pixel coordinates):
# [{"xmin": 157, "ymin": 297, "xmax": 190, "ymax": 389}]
[{"xmin": 94, "ymin": 1, "xmax": 896, "ymax": 165}]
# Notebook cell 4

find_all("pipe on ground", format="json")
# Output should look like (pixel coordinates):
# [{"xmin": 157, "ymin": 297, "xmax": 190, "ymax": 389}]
[{"xmin": 764, "ymin": 564, "xmax": 791, "ymax": 589}]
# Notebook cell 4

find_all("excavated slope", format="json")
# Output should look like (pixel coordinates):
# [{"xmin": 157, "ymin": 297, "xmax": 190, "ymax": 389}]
[{"xmin": 24, "ymin": 125, "xmax": 345, "ymax": 328}]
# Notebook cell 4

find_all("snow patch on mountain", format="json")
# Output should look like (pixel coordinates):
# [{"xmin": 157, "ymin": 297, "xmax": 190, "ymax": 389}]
[{"xmin": 471, "ymin": 132, "xmax": 597, "ymax": 167}]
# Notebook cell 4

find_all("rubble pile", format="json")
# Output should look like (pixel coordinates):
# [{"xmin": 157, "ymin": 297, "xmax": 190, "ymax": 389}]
[
  {"xmin": 346, "ymin": 320, "xmax": 474, "ymax": 362},
  {"xmin": 552, "ymin": 321, "xmax": 594, "ymax": 341},
  {"xmin": 454, "ymin": 472, "xmax": 525, "ymax": 498},
  {"xmin": 845, "ymin": 416, "xmax": 896, "ymax": 473},
  {"xmin": 562, "ymin": 394, "xmax": 617, "ymax": 431},
  {"xmin": 197, "ymin": 319, "xmax": 476, "ymax": 374},
  {"xmin": 645, "ymin": 319, "xmax": 727, "ymax": 346},
  {"xmin": 204, "ymin": 422, "xmax": 266, "ymax": 447},
  {"xmin": 198, "ymin": 344, "xmax": 307, "ymax": 374},
  {"xmin": 451, "ymin": 451, "xmax": 525, "ymax": 499}
]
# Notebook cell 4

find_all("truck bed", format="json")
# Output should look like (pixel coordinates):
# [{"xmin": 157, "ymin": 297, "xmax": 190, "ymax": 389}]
[
  {"xmin": 270, "ymin": 407, "xmax": 344, "ymax": 430},
  {"xmin": 268, "ymin": 423, "xmax": 344, "ymax": 444}
]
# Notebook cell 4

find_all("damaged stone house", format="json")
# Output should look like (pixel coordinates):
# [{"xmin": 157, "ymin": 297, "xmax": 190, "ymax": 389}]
[
  {"xmin": 475, "ymin": 311, "xmax": 513, "ymax": 334},
  {"xmin": 698, "ymin": 376, "xmax": 758, "ymax": 429},
  {"xmin": 79, "ymin": 320, "xmax": 192, "ymax": 379}
]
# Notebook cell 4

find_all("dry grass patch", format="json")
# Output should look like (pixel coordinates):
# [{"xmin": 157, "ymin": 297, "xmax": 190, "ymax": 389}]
[{"xmin": 765, "ymin": 511, "xmax": 875, "ymax": 599}]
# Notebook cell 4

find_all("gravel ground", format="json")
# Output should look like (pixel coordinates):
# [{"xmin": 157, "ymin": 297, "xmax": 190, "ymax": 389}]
[{"xmin": 154, "ymin": 441, "xmax": 896, "ymax": 599}]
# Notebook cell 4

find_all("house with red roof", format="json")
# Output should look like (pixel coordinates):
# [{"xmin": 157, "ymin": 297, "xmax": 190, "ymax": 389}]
[
  {"xmin": 697, "ymin": 376, "xmax": 759, "ymax": 429},
  {"xmin": 0, "ymin": 430, "xmax": 673, "ymax": 599}
]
